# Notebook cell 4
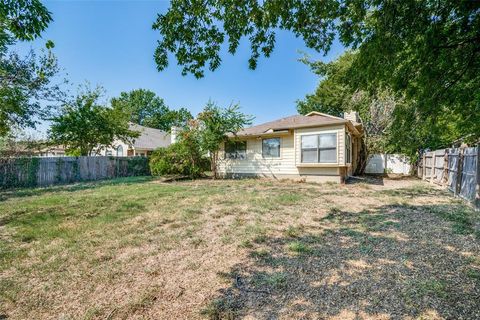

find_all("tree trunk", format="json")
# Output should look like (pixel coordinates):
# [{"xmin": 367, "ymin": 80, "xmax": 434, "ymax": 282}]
[
  {"xmin": 211, "ymin": 152, "xmax": 217, "ymax": 179},
  {"xmin": 354, "ymin": 136, "xmax": 368, "ymax": 176}
]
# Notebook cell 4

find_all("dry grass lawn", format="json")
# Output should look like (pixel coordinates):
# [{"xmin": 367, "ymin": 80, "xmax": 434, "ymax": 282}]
[{"xmin": 0, "ymin": 176, "xmax": 479, "ymax": 319}]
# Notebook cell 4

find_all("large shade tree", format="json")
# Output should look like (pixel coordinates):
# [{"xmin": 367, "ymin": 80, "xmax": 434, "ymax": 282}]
[
  {"xmin": 153, "ymin": 0, "xmax": 480, "ymax": 149},
  {"xmin": 299, "ymin": 50, "xmax": 470, "ymax": 160},
  {"xmin": 48, "ymin": 86, "xmax": 139, "ymax": 156},
  {"xmin": 0, "ymin": 0, "xmax": 52, "ymax": 52},
  {"xmin": 298, "ymin": 51, "xmax": 403, "ymax": 172},
  {"xmin": 0, "ymin": 0, "xmax": 64, "ymax": 136},
  {"xmin": 110, "ymin": 89, "xmax": 192, "ymax": 132}
]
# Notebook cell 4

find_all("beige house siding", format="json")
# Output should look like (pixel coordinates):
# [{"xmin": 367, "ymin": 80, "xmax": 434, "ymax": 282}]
[
  {"xmin": 217, "ymin": 124, "xmax": 350, "ymax": 182},
  {"xmin": 218, "ymin": 134, "xmax": 298, "ymax": 175}
]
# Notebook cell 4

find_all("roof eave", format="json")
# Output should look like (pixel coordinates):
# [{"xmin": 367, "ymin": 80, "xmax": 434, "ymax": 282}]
[{"xmin": 233, "ymin": 120, "xmax": 349, "ymax": 138}]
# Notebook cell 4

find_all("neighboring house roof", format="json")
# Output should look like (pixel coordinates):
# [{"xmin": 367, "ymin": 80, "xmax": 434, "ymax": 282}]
[
  {"xmin": 233, "ymin": 112, "xmax": 362, "ymax": 137},
  {"xmin": 129, "ymin": 123, "xmax": 171, "ymax": 150},
  {"xmin": 38, "ymin": 145, "xmax": 66, "ymax": 153}
]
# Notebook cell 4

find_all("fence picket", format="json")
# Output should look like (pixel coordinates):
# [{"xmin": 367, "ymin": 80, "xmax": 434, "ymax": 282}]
[
  {"xmin": 421, "ymin": 146, "xmax": 478, "ymax": 209},
  {"xmin": 476, "ymin": 144, "xmax": 480, "ymax": 209}
]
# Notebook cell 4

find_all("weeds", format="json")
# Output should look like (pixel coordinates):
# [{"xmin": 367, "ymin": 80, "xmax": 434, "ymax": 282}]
[
  {"xmin": 200, "ymin": 298, "xmax": 237, "ymax": 320},
  {"xmin": 287, "ymin": 241, "xmax": 312, "ymax": 254},
  {"xmin": 284, "ymin": 225, "xmax": 304, "ymax": 238},
  {"xmin": 413, "ymin": 280, "xmax": 448, "ymax": 298}
]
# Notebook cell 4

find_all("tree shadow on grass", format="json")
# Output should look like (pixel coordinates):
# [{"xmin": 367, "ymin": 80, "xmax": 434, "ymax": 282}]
[
  {"xmin": 347, "ymin": 175, "xmax": 385, "ymax": 186},
  {"xmin": 0, "ymin": 176, "xmax": 154, "ymax": 202},
  {"xmin": 203, "ymin": 203, "xmax": 480, "ymax": 319}
]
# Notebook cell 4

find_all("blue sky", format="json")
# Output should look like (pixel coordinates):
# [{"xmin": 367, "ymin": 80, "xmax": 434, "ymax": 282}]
[{"xmin": 15, "ymin": 0, "xmax": 345, "ymax": 133}]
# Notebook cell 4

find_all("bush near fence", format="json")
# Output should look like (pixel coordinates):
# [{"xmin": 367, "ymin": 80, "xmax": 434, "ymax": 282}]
[
  {"xmin": 418, "ymin": 145, "xmax": 479, "ymax": 209},
  {"xmin": 0, "ymin": 156, "xmax": 150, "ymax": 189}
]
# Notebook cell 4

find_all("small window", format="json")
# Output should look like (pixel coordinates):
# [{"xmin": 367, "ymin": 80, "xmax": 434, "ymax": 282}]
[
  {"xmin": 345, "ymin": 133, "xmax": 352, "ymax": 164},
  {"xmin": 106, "ymin": 150, "xmax": 113, "ymax": 156},
  {"xmin": 116, "ymin": 145, "xmax": 124, "ymax": 157},
  {"xmin": 301, "ymin": 133, "xmax": 337, "ymax": 163},
  {"xmin": 262, "ymin": 138, "xmax": 280, "ymax": 158},
  {"xmin": 225, "ymin": 140, "xmax": 247, "ymax": 159}
]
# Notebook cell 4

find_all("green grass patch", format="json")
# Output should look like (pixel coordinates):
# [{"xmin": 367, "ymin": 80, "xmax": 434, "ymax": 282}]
[
  {"xmin": 413, "ymin": 279, "xmax": 448, "ymax": 298},
  {"xmin": 466, "ymin": 268, "xmax": 480, "ymax": 280},
  {"xmin": 283, "ymin": 225, "xmax": 304, "ymax": 238},
  {"xmin": 276, "ymin": 193, "xmax": 303, "ymax": 205},
  {"xmin": 253, "ymin": 271, "xmax": 288, "ymax": 289},
  {"xmin": 287, "ymin": 241, "xmax": 312, "ymax": 254},
  {"xmin": 200, "ymin": 298, "xmax": 238, "ymax": 320},
  {"xmin": 426, "ymin": 205, "xmax": 477, "ymax": 235}
]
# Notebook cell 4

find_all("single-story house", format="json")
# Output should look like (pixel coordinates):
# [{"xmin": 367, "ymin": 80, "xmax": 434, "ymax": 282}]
[
  {"xmin": 217, "ymin": 111, "xmax": 363, "ymax": 183},
  {"xmin": 100, "ymin": 123, "xmax": 171, "ymax": 157},
  {"xmin": 37, "ymin": 145, "xmax": 66, "ymax": 157}
]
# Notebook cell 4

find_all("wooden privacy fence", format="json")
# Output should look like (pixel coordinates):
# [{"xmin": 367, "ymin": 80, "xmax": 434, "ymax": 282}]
[
  {"xmin": 418, "ymin": 145, "xmax": 479, "ymax": 209},
  {"xmin": 0, "ymin": 156, "xmax": 150, "ymax": 189}
]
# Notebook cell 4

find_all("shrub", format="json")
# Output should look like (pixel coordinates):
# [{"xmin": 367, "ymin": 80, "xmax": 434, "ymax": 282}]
[{"xmin": 149, "ymin": 139, "xmax": 209, "ymax": 179}]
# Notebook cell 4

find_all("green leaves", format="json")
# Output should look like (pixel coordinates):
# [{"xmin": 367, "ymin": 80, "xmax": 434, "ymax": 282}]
[
  {"xmin": 196, "ymin": 101, "xmax": 253, "ymax": 153},
  {"xmin": 149, "ymin": 101, "xmax": 252, "ymax": 179},
  {"xmin": 190, "ymin": 101, "xmax": 253, "ymax": 178},
  {"xmin": 110, "ymin": 89, "xmax": 192, "ymax": 132},
  {"xmin": 0, "ymin": 0, "xmax": 52, "ymax": 52},
  {"xmin": 48, "ymin": 85, "xmax": 140, "ymax": 156},
  {"xmin": 0, "ymin": 49, "xmax": 62, "ymax": 136},
  {"xmin": 0, "ymin": 1, "xmax": 59, "ymax": 136},
  {"xmin": 154, "ymin": 0, "xmax": 480, "ymax": 154},
  {"xmin": 45, "ymin": 40, "xmax": 55, "ymax": 49},
  {"xmin": 153, "ymin": 0, "xmax": 340, "ymax": 78},
  {"xmin": 149, "ymin": 138, "xmax": 208, "ymax": 179}
]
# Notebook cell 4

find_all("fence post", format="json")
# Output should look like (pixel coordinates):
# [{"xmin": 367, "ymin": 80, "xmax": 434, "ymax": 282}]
[
  {"xmin": 422, "ymin": 153, "xmax": 426, "ymax": 180},
  {"xmin": 430, "ymin": 152, "xmax": 436, "ymax": 184},
  {"xmin": 476, "ymin": 144, "xmax": 480, "ymax": 210},
  {"xmin": 443, "ymin": 150, "xmax": 449, "ymax": 186},
  {"xmin": 455, "ymin": 147, "xmax": 464, "ymax": 196}
]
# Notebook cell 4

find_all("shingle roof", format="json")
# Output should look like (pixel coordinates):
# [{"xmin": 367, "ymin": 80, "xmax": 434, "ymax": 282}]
[
  {"xmin": 129, "ymin": 123, "xmax": 170, "ymax": 150},
  {"xmin": 234, "ymin": 112, "xmax": 349, "ymax": 137}
]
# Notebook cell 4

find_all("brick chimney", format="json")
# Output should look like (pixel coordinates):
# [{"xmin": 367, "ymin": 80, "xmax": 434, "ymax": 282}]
[{"xmin": 344, "ymin": 111, "xmax": 360, "ymax": 123}]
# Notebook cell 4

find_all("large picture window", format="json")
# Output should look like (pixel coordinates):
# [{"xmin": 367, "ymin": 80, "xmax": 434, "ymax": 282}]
[
  {"xmin": 225, "ymin": 140, "xmax": 247, "ymax": 159},
  {"xmin": 262, "ymin": 138, "xmax": 280, "ymax": 158},
  {"xmin": 301, "ymin": 133, "xmax": 337, "ymax": 163}
]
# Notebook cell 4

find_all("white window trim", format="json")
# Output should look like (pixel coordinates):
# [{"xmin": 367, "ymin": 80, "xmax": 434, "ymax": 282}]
[
  {"xmin": 262, "ymin": 137, "xmax": 282, "ymax": 159},
  {"xmin": 299, "ymin": 132, "xmax": 339, "ymax": 164}
]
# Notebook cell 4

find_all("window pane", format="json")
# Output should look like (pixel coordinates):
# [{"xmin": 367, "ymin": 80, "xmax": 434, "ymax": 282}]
[
  {"xmin": 225, "ymin": 141, "xmax": 246, "ymax": 159},
  {"xmin": 116, "ymin": 145, "xmax": 123, "ymax": 157},
  {"xmin": 236, "ymin": 141, "xmax": 247, "ymax": 159},
  {"xmin": 237, "ymin": 141, "xmax": 246, "ymax": 152},
  {"xmin": 319, "ymin": 148, "xmax": 337, "ymax": 163},
  {"xmin": 301, "ymin": 135, "xmax": 318, "ymax": 148},
  {"xmin": 319, "ymin": 133, "xmax": 337, "ymax": 148},
  {"xmin": 345, "ymin": 133, "xmax": 351, "ymax": 163},
  {"xmin": 225, "ymin": 141, "xmax": 236, "ymax": 154},
  {"xmin": 302, "ymin": 149, "xmax": 318, "ymax": 163},
  {"xmin": 262, "ymin": 138, "xmax": 280, "ymax": 157}
]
